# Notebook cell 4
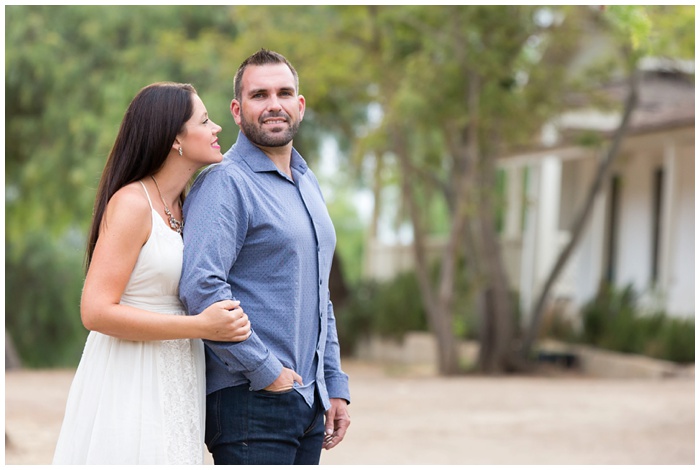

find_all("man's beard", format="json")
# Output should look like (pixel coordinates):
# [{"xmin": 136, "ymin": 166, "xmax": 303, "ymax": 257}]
[{"xmin": 240, "ymin": 112, "xmax": 300, "ymax": 148}]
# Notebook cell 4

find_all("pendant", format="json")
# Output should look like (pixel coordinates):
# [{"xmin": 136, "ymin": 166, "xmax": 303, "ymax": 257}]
[
  {"xmin": 169, "ymin": 217, "xmax": 183, "ymax": 234},
  {"xmin": 164, "ymin": 206, "xmax": 183, "ymax": 234}
]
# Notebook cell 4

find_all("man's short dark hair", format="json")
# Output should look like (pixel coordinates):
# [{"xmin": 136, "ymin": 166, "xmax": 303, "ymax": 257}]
[{"xmin": 233, "ymin": 49, "xmax": 299, "ymax": 101}]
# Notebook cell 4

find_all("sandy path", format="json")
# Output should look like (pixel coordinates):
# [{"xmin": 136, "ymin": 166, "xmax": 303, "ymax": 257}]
[{"xmin": 5, "ymin": 360, "xmax": 695, "ymax": 465}]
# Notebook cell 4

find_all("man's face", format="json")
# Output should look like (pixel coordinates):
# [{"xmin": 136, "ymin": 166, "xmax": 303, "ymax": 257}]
[{"xmin": 231, "ymin": 63, "xmax": 305, "ymax": 148}]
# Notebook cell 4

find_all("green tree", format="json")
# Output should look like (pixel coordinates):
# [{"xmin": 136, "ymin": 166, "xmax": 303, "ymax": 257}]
[
  {"xmin": 6, "ymin": 5, "xmax": 693, "ymax": 372},
  {"xmin": 6, "ymin": 6, "xmax": 244, "ymax": 242},
  {"xmin": 5, "ymin": 5, "xmax": 247, "ymax": 365},
  {"xmin": 346, "ymin": 5, "xmax": 694, "ymax": 374},
  {"xmin": 349, "ymin": 6, "xmax": 585, "ymax": 373},
  {"xmin": 5, "ymin": 5, "xmax": 368, "ymax": 366}
]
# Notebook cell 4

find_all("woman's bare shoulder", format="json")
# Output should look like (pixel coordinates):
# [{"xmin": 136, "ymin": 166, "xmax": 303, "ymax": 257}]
[{"xmin": 101, "ymin": 181, "xmax": 152, "ymax": 240}]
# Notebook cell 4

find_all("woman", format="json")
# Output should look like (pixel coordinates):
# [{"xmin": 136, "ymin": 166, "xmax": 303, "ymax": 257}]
[{"xmin": 52, "ymin": 82, "xmax": 248, "ymax": 464}]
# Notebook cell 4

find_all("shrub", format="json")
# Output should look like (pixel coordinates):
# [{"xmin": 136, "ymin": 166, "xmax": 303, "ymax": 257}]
[
  {"xmin": 334, "ymin": 265, "xmax": 482, "ymax": 356},
  {"xmin": 575, "ymin": 283, "xmax": 694, "ymax": 364},
  {"xmin": 335, "ymin": 272, "xmax": 428, "ymax": 355},
  {"xmin": 6, "ymin": 232, "xmax": 88, "ymax": 368},
  {"xmin": 653, "ymin": 316, "xmax": 695, "ymax": 363}
]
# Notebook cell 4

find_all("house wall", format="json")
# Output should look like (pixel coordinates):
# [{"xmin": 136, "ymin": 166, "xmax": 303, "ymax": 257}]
[
  {"xmin": 608, "ymin": 131, "xmax": 695, "ymax": 317},
  {"xmin": 663, "ymin": 141, "xmax": 695, "ymax": 316},
  {"xmin": 519, "ymin": 159, "xmax": 551, "ymax": 321},
  {"xmin": 500, "ymin": 125, "xmax": 695, "ymax": 320},
  {"xmin": 560, "ymin": 156, "xmax": 606, "ymax": 308},
  {"xmin": 614, "ymin": 151, "xmax": 656, "ymax": 290}
]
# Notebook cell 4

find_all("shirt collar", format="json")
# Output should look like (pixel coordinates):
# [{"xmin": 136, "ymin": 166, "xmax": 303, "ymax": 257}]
[{"xmin": 233, "ymin": 130, "xmax": 308, "ymax": 176}]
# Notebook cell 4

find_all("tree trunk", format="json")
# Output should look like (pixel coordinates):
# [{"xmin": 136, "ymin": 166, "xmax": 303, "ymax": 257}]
[
  {"xmin": 520, "ymin": 69, "xmax": 641, "ymax": 358},
  {"xmin": 5, "ymin": 330, "xmax": 22, "ymax": 370},
  {"xmin": 442, "ymin": 70, "xmax": 523, "ymax": 374},
  {"xmin": 473, "ymin": 149, "xmax": 524, "ymax": 373},
  {"xmin": 392, "ymin": 125, "xmax": 461, "ymax": 375}
]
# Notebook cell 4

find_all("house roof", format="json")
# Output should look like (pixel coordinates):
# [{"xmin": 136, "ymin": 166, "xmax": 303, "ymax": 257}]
[
  {"xmin": 500, "ymin": 64, "xmax": 695, "ymax": 162},
  {"xmin": 604, "ymin": 70, "xmax": 695, "ymax": 135}
]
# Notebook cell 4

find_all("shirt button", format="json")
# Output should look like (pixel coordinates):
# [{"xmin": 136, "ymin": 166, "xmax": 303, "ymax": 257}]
[{"xmin": 319, "ymin": 280, "xmax": 323, "ymax": 285}]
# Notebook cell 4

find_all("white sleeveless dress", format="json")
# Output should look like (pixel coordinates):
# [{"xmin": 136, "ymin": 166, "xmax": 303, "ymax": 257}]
[{"xmin": 53, "ymin": 182, "xmax": 206, "ymax": 465}]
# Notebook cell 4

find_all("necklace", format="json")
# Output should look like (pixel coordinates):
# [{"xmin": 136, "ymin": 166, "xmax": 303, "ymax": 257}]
[{"xmin": 150, "ymin": 175, "xmax": 184, "ymax": 234}]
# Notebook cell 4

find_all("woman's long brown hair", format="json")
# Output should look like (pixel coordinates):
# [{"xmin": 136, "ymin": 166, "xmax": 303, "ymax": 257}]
[{"xmin": 85, "ymin": 82, "xmax": 196, "ymax": 270}]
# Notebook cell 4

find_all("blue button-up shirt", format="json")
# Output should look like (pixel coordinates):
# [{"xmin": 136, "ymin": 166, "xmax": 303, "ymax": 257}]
[{"xmin": 179, "ymin": 131, "xmax": 350, "ymax": 410}]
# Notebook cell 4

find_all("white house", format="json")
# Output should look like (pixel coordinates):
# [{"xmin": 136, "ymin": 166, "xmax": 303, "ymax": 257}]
[{"xmin": 499, "ymin": 59, "xmax": 694, "ymax": 322}]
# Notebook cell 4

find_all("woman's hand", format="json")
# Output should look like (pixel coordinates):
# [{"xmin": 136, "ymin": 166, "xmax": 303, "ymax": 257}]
[{"xmin": 197, "ymin": 299, "xmax": 251, "ymax": 342}]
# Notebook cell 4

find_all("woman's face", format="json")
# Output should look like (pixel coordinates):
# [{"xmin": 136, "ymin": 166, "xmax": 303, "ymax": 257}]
[{"xmin": 178, "ymin": 94, "xmax": 223, "ymax": 165}]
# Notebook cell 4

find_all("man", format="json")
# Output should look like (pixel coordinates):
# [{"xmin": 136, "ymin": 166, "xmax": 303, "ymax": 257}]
[{"xmin": 179, "ymin": 49, "xmax": 351, "ymax": 465}]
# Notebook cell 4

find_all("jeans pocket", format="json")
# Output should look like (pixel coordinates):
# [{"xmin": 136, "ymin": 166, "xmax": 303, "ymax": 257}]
[{"xmin": 253, "ymin": 387, "xmax": 296, "ymax": 398}]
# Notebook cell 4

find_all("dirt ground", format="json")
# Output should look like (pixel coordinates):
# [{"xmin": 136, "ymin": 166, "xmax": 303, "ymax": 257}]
[{"xmin": 4, "ymin": 359, "xmax": 695, "ymax": 465}]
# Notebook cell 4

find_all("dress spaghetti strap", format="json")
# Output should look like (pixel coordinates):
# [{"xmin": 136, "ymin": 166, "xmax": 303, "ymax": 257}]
[{"xmin": 138, "ymin": 180, "xmax": 155, "ymax": 210}]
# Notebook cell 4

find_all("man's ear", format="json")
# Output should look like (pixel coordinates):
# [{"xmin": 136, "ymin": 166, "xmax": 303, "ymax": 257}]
[
  {"xmin": 297, "ymin": 94, "xmax": 306, "ymax": 122},
  {"xmin": 231, "ymin": 99, "xmax": 242, "ymax": 126}
]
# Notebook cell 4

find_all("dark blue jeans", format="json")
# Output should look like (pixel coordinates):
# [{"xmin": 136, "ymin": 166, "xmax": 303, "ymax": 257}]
[{"xmin": 205, "ymin": 385, "xmax": 326, "ymax": 465}]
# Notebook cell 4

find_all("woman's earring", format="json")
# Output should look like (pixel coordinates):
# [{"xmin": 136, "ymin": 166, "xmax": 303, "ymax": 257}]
[{"xmin": 178, "ymin": 147, "xmax": 183, "ymax": 156}]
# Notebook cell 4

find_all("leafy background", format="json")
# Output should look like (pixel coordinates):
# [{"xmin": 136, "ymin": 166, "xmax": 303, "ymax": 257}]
[{"xmin": 5, "ymin": 5, "xmax": 694, "ymax": 367}]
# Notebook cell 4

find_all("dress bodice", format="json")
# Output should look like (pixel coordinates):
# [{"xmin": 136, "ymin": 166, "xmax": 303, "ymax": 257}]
[{"xmin": 120, "ymin": 182, "xmax": 185, "ymax": 313}]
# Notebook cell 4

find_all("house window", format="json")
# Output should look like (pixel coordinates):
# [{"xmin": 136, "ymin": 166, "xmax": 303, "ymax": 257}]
[
  {"xmin": 604, "ymin": 175, "xmax": 620, "ymax": 283},
  {"xmin": 651, "ymin": 167, "xmax": 664, "ymax": 285},
  {"xmin": 558, "ymin": 160, "xmax": 577, "ymax": 231}
]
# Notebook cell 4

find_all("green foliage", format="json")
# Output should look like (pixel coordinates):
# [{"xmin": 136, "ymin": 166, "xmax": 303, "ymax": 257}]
[
  {"xmin": 325, "ymin": 187, "xmax": 367, "ymax": 286},
  {"xmin": 6, "ymin": 5, "xmax": 246, "ymax": 243},
  {"xmin": 335, "ymin": 272, "xmax": 427, "ymax": 355},
  {"xmin": 603, "ymin": 5, "xmax": 694, "ymax": 64},
  {"xmin": 335, "ymin": 264, "xmax": 479, "ymax": 355},
  {"xmin": 645, "ymin": 5, "xmax": 695, "ymax": 59},
  {"xmin": 5, "ymin": 5, "xmax": 694, "ymax": 367},
  {"xmin": 576, "ymin": 284, "xmax": 694, "ymax": 363},
  {"xmin": 656, "ymin": 317, "xmax": 696, "ymax": 364},
  {"xmin": 605, "ymin": 5, "xmax": 653, "ymax": 55},
  {"xmin": 6, "ymin": 233, "xmax": 88, "ymax": 368}
]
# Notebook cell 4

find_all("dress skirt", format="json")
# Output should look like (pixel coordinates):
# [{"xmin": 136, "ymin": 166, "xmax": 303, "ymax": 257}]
[{"xmin": 52, "ymin": 310, "xmax": 206, "ymax": 465}]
